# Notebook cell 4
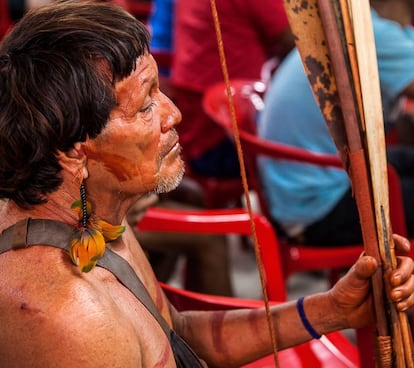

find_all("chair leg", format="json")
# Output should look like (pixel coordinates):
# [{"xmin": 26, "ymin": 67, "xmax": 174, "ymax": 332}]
[{"xmin": 355, "ymin": 324, "xmax": 383, "ymax": 368}]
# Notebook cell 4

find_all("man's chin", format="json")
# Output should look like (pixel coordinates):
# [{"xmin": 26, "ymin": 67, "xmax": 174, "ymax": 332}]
[{"xmin": 155, "ymin": 165, "xmax": 185, "ymax": 194}]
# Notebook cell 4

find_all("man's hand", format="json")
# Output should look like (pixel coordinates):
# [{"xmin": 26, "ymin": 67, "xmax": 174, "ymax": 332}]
[{"xmin": 327, "ymin": 234, "xmax": 414, "ymax": 329}]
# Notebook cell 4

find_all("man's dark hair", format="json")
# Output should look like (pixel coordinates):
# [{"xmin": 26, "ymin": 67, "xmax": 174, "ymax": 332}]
[{"xmin": 0, "ymin": 0, "xmax": 150, "ymax": 208}]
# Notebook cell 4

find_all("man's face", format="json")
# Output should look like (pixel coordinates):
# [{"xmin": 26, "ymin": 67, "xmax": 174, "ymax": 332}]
[{"xmin": 84, "ymin": 54, "xmax": 184, "ymax": 197}]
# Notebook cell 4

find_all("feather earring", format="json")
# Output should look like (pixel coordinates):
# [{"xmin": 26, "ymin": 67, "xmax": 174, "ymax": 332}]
[{"xmin": 69, "ymin": 182, "xmax": 125, "ymax": 272}]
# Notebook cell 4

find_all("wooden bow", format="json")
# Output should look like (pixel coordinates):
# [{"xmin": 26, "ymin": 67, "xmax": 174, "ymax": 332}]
[
  {"xmin": 211, "ymin": 0, "xmax": 414, "ymax": 366},
  {"xmin": 282, "ymin": 0, "xmax": 414, "ymax": 366}
]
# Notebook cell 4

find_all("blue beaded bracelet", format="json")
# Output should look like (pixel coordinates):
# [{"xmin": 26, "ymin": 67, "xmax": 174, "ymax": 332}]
[{"xmin": 297, "ymin": 296, "xmax": 322, "ymax": 339}]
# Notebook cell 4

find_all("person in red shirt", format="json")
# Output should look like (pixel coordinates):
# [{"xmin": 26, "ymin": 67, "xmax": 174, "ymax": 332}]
[{"xmin": 171, "ymin": 0, "xmax": 294, "ymax": 177}]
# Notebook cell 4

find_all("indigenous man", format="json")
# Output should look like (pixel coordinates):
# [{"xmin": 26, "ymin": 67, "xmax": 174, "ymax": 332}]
[{"xmin": 0, "ymin": 2, "xmax": 413, "ymax": 367}]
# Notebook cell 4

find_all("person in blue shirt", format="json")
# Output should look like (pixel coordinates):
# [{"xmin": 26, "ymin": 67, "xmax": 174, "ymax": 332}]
[
  {"xmin": 259, "ymin": 0, "xmax": 414, "ymax": 245},
  {"xmin": 148, "ymin": 0, "xmax": 175, "ymax": 76}
]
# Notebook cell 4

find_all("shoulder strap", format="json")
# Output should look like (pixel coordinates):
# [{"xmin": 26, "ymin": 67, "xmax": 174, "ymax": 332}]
[
  {"xmin": 0, "ymin": 218, "xmax": 74, "ymax": 252},
  {"xmin": 0, "ymin": 218, "xmax": 171, "ymax": 334},
  {"xmin": 97, "ymin": 245, "xmax": 173, "ymax": 335},
  {"xmin": 98, "ymin": 251, "xmax": 204, "ymax": 368}
]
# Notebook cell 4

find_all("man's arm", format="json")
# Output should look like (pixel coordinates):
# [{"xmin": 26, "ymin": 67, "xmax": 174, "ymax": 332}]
[{"xmin": 170, "ymin": 235, "xmax": 414, "ymax": 367}]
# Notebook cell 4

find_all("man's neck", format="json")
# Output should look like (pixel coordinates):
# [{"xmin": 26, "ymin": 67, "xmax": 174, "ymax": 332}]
[
  {"xmin": 0, "ymin": 186, "xmax": 80, "ymax": 231},
  {"xmin": 0, "ymin": 178, "xmax": 141, "ymax": 232}
]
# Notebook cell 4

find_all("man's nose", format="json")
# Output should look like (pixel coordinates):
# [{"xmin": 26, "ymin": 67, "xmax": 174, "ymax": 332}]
[{"xmin": 161, "ymin": 94, "xmax": 182, "ymax": 132}]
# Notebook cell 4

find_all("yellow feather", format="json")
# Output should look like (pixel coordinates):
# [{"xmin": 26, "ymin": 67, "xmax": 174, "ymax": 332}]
[
  {"xmin": 96, "ymin": 220, "xmax": 126, "ymax": 241},
  {"xmin": 69, "ymin": 228, "xmax": 105, "ymax": 272}
]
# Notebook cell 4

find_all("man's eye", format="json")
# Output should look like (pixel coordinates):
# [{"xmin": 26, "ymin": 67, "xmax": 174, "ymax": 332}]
[{"xmin": 140, "ymin": 101, "xmax": 156, "ymax": 114}]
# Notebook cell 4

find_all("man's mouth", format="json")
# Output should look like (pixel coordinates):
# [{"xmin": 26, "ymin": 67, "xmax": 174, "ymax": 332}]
[{"xmin": 164, "ymin": 140, "xmax": 181, "ymax": 157}]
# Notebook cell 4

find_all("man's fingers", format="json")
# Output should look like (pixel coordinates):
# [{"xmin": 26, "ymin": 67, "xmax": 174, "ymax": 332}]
[
  {"xmin": 353, "ymin": 255, "xmax": 378, "ymax": 280},
  {"xmin": 390, "ymin": 274, "xmax": 414, "ymax": 311},
  {"xmin": 393, "ymin": 233, "xmax": 411, "ymax": 254},
  {"xmin": 390, "ymin": 256, "xmax": 414, "ymax": 287}
]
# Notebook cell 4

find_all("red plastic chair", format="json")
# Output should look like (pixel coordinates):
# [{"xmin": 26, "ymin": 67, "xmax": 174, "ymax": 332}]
[
  {"xmin": 139, "ymin": 207, "xmax": 287, "ymax": 301},
  {"xmin": 202, "ymin": 79, "xmax": 409, "ymax": 274},
  {"xmin": 161, "ymin": 281, "xmax": 360, "ymax": 367},
  {"xmin": 138, "ymin": 204, "xmax": 394, "ymax": 367},
  {"xmin": 185, "ymin": 168, "xmax": 244, "ymax": 209},
  {"xmin": 202, "ymin": 79, "xmax": 367, "ymax": 279}
]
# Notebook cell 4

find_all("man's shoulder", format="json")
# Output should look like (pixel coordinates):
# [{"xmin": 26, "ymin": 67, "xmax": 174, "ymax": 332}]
[
  {"xmin": 0, "ymin": 248, "xmax": 144, "ymax": 367},
  {"xmin": 0, "ymin": 248, "xmax": 130, "ymax": 324}
]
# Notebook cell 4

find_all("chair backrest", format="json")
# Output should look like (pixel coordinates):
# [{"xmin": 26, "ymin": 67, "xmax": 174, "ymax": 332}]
[
  {"xmin": 160, "ymin": 282, "xmax": 360, "ymax": 368},
  {"xmin": 232, "ymin": 115, "xmax": 408, "ymax": 237},
  {"xmin": 202, "ymin": 79, "xmax": 340, "ymax": 218},
  {"xmin": 139, "ymin": 207, "xmax": 287, "ymax": 300},
  {"xmin": 230, "ymin": 125, "xmax": 408, "ymax": 278}
]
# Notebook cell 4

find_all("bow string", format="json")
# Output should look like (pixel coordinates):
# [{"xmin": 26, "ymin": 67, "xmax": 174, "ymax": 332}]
[{"xmin": 210, "ymin": 0, "xmax": 281, "ymax": 366}]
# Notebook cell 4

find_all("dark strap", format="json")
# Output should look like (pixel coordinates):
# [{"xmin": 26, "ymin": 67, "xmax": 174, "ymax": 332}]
[
  {"xmin": 0, "ymin": 218, "xmax": 204, "ymax": 367},
  {"xmin": 0, "ymin": 218, "xmax": 172, "ymax": 333},
  {"xmin": 97, "ymin": 242, "xmax": 173, "ymax": 335},
  {"xmin": 0, "ymin": 218, "xmax": 75, "ymax": 252}
]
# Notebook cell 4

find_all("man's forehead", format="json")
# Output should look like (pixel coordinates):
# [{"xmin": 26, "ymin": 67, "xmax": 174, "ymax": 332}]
[
  {"xmin": 114, "ymin": 57, "xmax": 157, "ymax": 113},
  {"xmin": 115, "ymin": 55, "xmax": 155, "ymax": 96}
]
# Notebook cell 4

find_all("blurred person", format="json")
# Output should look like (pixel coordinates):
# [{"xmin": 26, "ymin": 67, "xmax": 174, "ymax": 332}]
[
  {"xmin": 258, "ymin": 0, "xmax": 414, "ymax": 246},
  {"xmin": 171, "ymin": 0, "xmax": 295, "ymax": 178},
  {"xmin": 148, "ymin": 0, "xmax": 175, "ymax": 76}
]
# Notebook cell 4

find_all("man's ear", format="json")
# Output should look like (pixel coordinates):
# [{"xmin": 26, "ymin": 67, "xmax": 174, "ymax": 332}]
[{"xmin": 57, "ymin": 142, "xmax": 88, "ymax": 179}]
